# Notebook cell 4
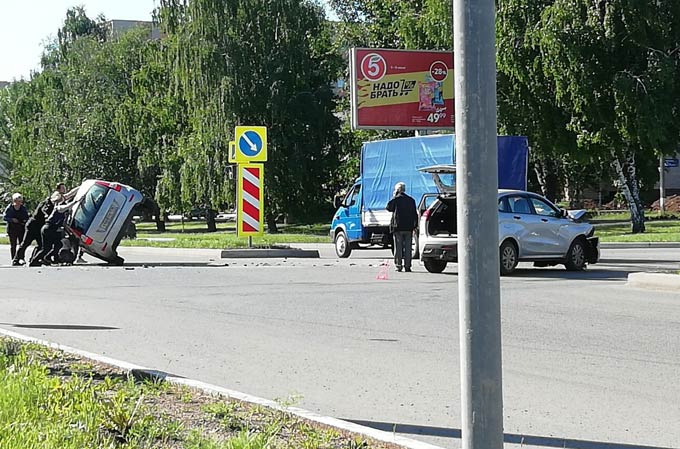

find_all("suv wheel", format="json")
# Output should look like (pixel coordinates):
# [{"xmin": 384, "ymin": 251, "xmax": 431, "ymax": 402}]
[
  {"xmin": 565, "ymin": 238, "xmax": 586, "ymax": 271},
  {"xmin": 424, "ymin": 259, "xmax": 447, "ymax": 273},
  {"xmin": 500, "ymin": 240, "xmax": 518, "ymax": 276},
  {"xmin": 334, "ymin": 231, "xmax": 351, "ymax": 258}
]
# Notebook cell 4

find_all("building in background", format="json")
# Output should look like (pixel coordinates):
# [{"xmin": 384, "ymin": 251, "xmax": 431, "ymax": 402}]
[{"xmin": 107, "ymin": 19, "xmax": 160, "ymax": 40}]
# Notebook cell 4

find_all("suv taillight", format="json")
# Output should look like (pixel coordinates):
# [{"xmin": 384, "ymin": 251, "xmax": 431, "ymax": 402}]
[
  {"xmin": 95, "ymin": 181, "xmax": 122, "ymax": 192},
  {"xmin": 422, "ymin": 209, "xmax": 431, "ymax": 220}
]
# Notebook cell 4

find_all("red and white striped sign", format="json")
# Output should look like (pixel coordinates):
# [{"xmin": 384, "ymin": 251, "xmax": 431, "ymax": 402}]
[{"xmin": 237, "ymin": 163, "xmax": 264, "ymax": 236}]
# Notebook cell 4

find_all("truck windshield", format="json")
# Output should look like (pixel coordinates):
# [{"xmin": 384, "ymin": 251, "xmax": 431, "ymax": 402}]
[{"xmin": 72, "ymin": 184, "xmax": 109, "ymax": 233}]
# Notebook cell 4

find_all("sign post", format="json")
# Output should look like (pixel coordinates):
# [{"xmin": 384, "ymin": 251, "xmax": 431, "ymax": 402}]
[
  {"xmin": 453, "ymin": 1, "xmax": 504, "ymax": 448},
  {"xmin": 660, "ymin": 156, "xmax": 666, "ymax": 215}
]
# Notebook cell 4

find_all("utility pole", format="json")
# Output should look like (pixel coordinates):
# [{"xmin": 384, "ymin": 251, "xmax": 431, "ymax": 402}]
[{"xmin": 452, "ymin": 0, "xmax": 504, "ymax": 448}]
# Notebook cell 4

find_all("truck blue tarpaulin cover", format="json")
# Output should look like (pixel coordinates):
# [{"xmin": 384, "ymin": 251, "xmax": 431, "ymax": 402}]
[{"xmin": 360, "ymin": 134, "xmax": 528, "ymax": 211}]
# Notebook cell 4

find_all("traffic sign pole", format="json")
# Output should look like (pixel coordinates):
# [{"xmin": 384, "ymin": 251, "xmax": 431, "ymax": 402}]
[
  {"xmin": 453, "ymin": 1, "xmax": 504, "ymax": 448},
  {"xmin": 660, "ymin": 156, "xmax": 665, "ymax": 215}
]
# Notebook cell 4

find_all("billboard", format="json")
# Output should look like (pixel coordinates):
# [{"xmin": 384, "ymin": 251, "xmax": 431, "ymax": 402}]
[{"xmin": 350, "ymin": 48, "xmax": 454, "ymax": 130}]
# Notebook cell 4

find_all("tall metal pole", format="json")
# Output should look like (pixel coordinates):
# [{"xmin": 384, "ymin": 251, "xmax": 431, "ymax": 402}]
[{"xmin": 452, "ymin": 1, "xmax": 504, "ymax": 448}]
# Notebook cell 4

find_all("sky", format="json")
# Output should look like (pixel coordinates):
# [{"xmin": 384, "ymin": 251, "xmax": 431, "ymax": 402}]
[{"xmin": 0, "ymin": 0, "xmax": 336, "ymax": 82}]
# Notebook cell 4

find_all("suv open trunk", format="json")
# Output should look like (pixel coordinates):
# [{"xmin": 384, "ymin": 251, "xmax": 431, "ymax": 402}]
[{"xmin": 426, "ymin": 197, "xmax": 457, "ymax": 237}]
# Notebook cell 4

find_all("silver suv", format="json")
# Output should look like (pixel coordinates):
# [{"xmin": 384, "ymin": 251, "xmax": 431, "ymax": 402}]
[{"xmin": 417, "ymin": 165, "xmax": 599, "ymax": 275}]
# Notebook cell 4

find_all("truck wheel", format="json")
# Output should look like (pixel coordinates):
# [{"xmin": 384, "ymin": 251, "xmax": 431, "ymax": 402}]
[
  {"xmin": 334, "ymin": 231, "xmax": 351, "ymax": 258},
  {"xmin": 424, "ymin": 259, "xmax": 447, "ymax": 273},
  {"xmin": 500, "ymin": 240, "xmax": 518, "ymax": 276},
  {"xmin": 564, "ymin": 238, "xmax": 587, "ymax": 271}
]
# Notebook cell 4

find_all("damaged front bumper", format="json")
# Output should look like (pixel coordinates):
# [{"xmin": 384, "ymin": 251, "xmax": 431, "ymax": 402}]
[{"xmin": 586, "ymin": 236, "xmax": 600, "ymax": 264}]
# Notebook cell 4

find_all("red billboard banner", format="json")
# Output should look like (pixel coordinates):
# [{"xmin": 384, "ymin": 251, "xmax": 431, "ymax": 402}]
[{"xmin": 350, "ymin": 48, "xmax": 454, "ymax": 130}]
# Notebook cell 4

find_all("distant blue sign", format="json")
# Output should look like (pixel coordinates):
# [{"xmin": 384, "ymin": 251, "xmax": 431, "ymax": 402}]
[{"xmin": 664, "ymin": 158, "xmax": 679, "ymax": 168}]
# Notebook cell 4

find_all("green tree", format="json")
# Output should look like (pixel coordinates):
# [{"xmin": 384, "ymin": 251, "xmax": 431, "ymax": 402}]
[
  {"xmin": 536, "ymin": 0, "xmax": 680, "ymax": 232},
  {"xmin": 158, "ymin": 0, "xmax": 344, "ymax": 231}
]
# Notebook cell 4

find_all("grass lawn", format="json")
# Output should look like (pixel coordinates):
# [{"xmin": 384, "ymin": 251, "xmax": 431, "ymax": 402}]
[
  {"xmin": 595, "ymin": 220, "xmax": 680, "ymax": 242},
  {"xmin": 125, "ymin": 220, "xmax": 330, "ymax": 249},
  {"xmin": 3, "ymin": 218, "xmax": 679, "ymax": 248},
  {"xmin": 0, "ymin": 337, "xmax": 388, "ymax": 449},
  {"xmin": 589, "ymin": 211, "xmax": 680, "ymax": 221}
]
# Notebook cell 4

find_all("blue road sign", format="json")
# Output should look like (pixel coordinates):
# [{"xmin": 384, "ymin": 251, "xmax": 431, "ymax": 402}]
[
  {"xmin": 239, "ymin": 131, "xmax": 263, "ymax": 158},
  {"xmin": 664, "ymin": 158, "xmax": 679, "ymax": 168}
]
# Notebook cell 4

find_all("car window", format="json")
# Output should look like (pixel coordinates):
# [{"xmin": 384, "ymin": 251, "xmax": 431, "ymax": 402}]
[
  {"xmin": 72, "ymin": 184, "xmax": 109, "ymax": 233},
  {"xmin": 530, "ymin": 197, "xmax": 560, "ymax": 217},
  {"xmin": 507, "ymin": 196, "xmax": 532, "ymax": 214},
  {"xmin": 498, "ymin": 197, "xmax": 510, "ymax": 213}
]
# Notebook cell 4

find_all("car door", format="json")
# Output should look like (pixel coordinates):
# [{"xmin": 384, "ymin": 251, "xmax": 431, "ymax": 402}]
[
  {"xmin": 527, "ymin": 195, "xmax": 572, "ymax": 255},
  {"xmin": 500, "ymin": 194, "xmax": 543, "ymax": 256},
  {"xmin": 343, "ymin": 184, "xmax": 363, "ymax": 242}
]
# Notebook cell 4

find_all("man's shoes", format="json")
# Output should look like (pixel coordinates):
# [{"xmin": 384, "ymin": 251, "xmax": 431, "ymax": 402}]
[
  {"xmin": 405, "ymin": 268, "xmax": 412, "ymax": 272},
  {"xmin": 11, "ymin": 260, "xmax": 22, "ymax": 266},
  {"xmin": 395, "ymin": 266, "xmax": 403, "ymax": 272}
]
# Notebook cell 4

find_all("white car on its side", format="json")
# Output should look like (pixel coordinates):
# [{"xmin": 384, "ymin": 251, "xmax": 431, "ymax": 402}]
[
  {"xmin": 65, "ymin": 180, "xmax": 153, "ymax": 265},
  {"xmin": 417, "ymin": 165, "xmax": 599, "ymax": 275}
]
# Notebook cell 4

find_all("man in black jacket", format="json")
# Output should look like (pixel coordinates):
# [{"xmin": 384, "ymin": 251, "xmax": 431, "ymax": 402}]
[
  {"xmin": 386, "ymin": 182, "xmax": 418, "ymax": 272},
  {"xmin": 4, "ymin": 193, "xmax": 29, "ymax": 261}
]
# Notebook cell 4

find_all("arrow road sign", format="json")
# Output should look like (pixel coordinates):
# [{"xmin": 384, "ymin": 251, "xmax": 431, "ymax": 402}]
[{"xmin": 234, "ymin": 126, "xmax": 267, "ymax": 162}]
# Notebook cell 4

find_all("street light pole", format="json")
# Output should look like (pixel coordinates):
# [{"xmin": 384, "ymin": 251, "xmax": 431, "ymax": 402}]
[{"xmin": 452, "ymin": 0, "xmax": 504, "ymax": 448}]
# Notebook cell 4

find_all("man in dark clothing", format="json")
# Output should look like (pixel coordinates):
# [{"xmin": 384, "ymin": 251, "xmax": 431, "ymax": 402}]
[
  {"xmin": 386, "ymin": 182, "xmax": 418, "ymax": 272},
  {"xmin": 4, "ymin": 193, "xmax": 29, "ymax": 261},
  {"xmin": 12, "ymin": 196, "xmax": 52, "ymax": 265}
]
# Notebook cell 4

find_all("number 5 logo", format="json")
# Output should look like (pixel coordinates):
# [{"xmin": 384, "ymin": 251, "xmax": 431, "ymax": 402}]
[{"xmin": 360, "ymin": 53, "xmax": 387, "ymax": 82}]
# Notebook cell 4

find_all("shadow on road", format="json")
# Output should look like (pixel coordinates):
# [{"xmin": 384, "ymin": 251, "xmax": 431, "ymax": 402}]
[
  {"xmin": 343, "ymin": 419, "xmax": 675, "ymax": 449},
  {"xmin": 433, "ymin": 268, "xmax": 633, "ymax": 281},
  {"xmin": 0, "ymin": 323, "xmax": 119, "ymax": 331}
]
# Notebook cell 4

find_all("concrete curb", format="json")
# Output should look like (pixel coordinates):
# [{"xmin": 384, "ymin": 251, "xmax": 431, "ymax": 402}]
[
  {"xmin": 221, "ymin": 247, "xmax": 320, "ymax": 258},
  {"xmin": 601, "ymin": 242, "xmax": 680, "ymax": 249},
  {"xmin": 627, "ymin": 272, "xmax": 680, "ymax": 292},
  {"xmin": 0, "ymin": 328, "xmax": 444, "ymax": 449}
]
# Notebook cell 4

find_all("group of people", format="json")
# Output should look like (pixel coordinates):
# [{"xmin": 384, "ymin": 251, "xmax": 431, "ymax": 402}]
[{"xmin": 3, "ymin": 183, "xmax": 84, "ymax": 266}]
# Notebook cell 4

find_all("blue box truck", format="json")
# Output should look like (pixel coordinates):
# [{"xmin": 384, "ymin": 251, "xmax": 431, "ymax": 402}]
[{"xmin": 330, "ymin": 134, "xmax": 529, "ymax": 258}]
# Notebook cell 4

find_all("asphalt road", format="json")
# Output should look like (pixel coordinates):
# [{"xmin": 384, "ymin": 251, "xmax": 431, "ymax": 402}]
[{"xmin": 1, "ymin": 244, "xmax": 679, "ymax": 449}]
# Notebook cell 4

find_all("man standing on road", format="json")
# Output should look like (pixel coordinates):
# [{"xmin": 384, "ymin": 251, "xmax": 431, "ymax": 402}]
[
  {"xmin": 386, "ymin": 182, "xmax": 418, "ymax": 272},
  {"xmin": 12, "ymin": 194, "xmax": 50, "ymax": 266},
  {"xmin": 4, "ymin": 193, "xmax": 29, "ymax": 261}
]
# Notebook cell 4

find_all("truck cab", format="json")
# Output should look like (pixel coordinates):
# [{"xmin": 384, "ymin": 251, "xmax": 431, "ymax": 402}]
[{"xmin": 331, "ymin": 181, "xmax": 395, "ymax": 258}]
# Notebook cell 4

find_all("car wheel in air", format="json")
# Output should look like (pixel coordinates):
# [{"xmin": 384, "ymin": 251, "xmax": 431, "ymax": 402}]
[
  {"xmin": 565, "ymin": 238, "xmax": 587, "ymax": 271},
  {"xmin": 334, "ymin": 231, "xmax": 351, "ymax": 258},
  {"xmin": 424, "ymin": 259, "xmax": 447, "ymax": 273},
  {"xmin": 500, "ymin": 240, "xmax": 518, "ymax": 276}
]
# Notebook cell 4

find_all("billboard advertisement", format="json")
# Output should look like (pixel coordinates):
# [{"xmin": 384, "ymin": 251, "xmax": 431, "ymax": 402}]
[{"xmin": 350, "ymin": 48, "xmax": 454, "ymax": 130}]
